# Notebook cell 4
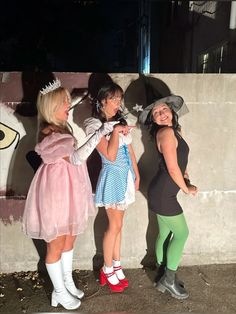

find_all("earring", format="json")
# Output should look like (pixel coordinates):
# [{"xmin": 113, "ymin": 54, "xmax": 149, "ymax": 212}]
[{"xmin": 96, "ymin": 101, "xmax": 101, "ymax": 112}]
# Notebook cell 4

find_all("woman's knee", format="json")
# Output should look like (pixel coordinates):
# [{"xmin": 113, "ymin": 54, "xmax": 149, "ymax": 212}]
[
  {"xmin": 47, "ymin": 236, "xmax": 66, "ymax": 255},
  {"xmin": 63, "ymin": 235, "xmax": 76, "ymax": 251},
  {"xmin": 108, "ymin": 221, "xmax": 123, "ymax": 234}
]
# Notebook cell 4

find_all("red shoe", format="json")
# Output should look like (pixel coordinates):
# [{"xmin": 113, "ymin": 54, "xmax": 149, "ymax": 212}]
[
  {"xmin": 99, "ymin": 269, "xmax": 124, "ymax": 293},
  {"xmin": 114, "ymin": 266, "xmax": 129, "ymax": 288}
]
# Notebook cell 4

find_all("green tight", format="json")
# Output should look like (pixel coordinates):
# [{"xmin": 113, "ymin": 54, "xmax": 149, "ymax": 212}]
[{"xmin": 155, "ymin": 213, "xmax": 189, "ymax": 271}]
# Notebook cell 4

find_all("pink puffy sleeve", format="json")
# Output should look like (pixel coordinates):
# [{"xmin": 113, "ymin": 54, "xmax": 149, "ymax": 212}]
[{"xmin": 35, "ymin": 133, "xmax": 75, "ymax": 164}]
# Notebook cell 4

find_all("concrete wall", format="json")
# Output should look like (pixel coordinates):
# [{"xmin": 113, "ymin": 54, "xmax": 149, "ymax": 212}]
[{"xmin": 0, "ymin": 72, "xmax": 236, "ymax": 272}]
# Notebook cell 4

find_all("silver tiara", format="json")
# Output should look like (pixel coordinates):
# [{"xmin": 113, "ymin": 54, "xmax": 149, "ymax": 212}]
[{"xmin": 40, "ymin": 78, "xmax": 61, "ymax": 95}]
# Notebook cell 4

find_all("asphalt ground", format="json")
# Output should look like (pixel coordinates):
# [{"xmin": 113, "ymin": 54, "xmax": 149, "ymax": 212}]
[{"xmin": 0, "ymin": 264, "xmax": 235, "ymax": 314}]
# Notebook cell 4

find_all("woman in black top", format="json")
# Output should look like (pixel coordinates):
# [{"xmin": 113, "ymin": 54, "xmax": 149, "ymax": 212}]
[{"xmin": 139, "ymin": 95, "xmax": 197, "ymax": 300}]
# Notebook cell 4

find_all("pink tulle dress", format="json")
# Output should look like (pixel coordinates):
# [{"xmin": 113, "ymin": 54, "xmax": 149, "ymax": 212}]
[{"xmin": 22, "ymin": 132, "xmax": 96, "ymax": 243}]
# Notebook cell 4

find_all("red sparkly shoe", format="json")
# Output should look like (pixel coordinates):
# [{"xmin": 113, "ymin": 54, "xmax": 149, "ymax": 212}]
[
  {"xmin": 100, "ymin": 269, "xmax": 124, "ymax": 293},
  {"xmin": 113, "ymin": 266, "xmax": 129, "ymax": 288}
]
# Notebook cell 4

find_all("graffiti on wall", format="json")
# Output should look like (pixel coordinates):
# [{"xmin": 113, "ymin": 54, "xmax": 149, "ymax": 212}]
[
  {"xmin": 0, "ymin": 122, "xmax": 20, "ymax": 150},
  {"xmin": 0, "ymin": 103, "xmax": 27, "ymax": 195}
]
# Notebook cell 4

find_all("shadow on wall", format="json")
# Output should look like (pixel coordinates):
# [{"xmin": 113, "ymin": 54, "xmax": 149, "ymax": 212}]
[
  {"xmin": 124, "ymin": 74, "xmax": 172, "ymax": 269},
  {"xmin": 6, "ymin": 72, "xmax": 55, "ymax": 199},
  {"xmin": 3, "ymin": 72, "xmax": 55, "ymax": 273},
  {"xmin": 78, "ymin": 73, "xmax": 173, "ymax": 272},
  {"xmin": 72, "ymin": 73, "xmax": 114, "ymax": 274},
  {"xmin": 71, "ymin": 72, "xmax": 113, "ymax": 132}
]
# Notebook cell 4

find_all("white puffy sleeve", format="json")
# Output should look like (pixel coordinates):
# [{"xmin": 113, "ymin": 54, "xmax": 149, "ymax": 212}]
[
  {"xmin": 119, "ymin": 132, "xmax": 132, "ymax": 146},
  {"xmin": 35, "ymin": 133, "xmax": 74, "ymax": 164},
  {"xmin": 84, "ymin": 117, "xmax": 102, "ymax": 136}
]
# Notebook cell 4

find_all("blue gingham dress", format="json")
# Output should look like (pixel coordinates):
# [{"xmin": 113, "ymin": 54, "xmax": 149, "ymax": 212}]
[{"xmin": 84, "ymin": 118, "xmax": 136, "ymax": 210}]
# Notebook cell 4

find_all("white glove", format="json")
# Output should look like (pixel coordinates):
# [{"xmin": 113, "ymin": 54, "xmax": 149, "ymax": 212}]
[
  {"xmin": 70, "ymin": 121, "xmax": 119, "ymax": 165},
  {"xmin": 99, "ymin": 121, "xmax": 119, "ymax": 135}
]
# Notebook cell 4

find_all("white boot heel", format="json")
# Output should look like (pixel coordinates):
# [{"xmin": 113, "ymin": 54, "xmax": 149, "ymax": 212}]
[
  {"xmin": 51, "ymin": 295, "xmax": 58, "ymax": 307},
  {"xmin": 156, "ymin": 282, "xmax": 166, "ymax": 293},
  {"xmin": 51, "ymin": 290, "xmax": 81, "ymax": 309}
]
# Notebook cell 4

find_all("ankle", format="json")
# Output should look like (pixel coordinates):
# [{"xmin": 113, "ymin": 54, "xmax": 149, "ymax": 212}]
[
  {"xmin": 103, "ymin": 265, "xmax": 113, "ymax": 274},
  {"xmin": 165, "ymin": 268, "xmax": 176, "ymax": 283},
  {"xmin": 102, "ymin": 266, "xmax": 119, "ymax": 285},
  {"xmin": 112, "ymin": 259, "xmax": 121, "ymax": 267},
  {"xmin": 113, "ymin": 265, "xmax": 125, "ymax": 280}
]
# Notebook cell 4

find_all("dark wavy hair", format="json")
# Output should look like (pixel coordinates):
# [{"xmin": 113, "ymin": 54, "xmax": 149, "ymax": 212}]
[
  {"xmin": 91, "ymin": 82, "xmax": 127, "ymax": 125},
  {"xmin": 148, "ymin": 105, "xmax": 181, "ymax": 138}
]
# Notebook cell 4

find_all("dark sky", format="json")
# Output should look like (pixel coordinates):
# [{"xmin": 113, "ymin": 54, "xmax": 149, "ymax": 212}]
[
  {"xmin": 2, "ymin": 1, "xmax": 233, "ymax": 73},
  {"xmin": 0, "ymin": 0, "xmax": 141, "ymax": 72}
]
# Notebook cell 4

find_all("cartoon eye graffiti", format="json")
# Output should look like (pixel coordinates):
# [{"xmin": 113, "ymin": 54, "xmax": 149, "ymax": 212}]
[{"xmin": 0, "ymin": 122, "xmax": 20, "ymax": 150}]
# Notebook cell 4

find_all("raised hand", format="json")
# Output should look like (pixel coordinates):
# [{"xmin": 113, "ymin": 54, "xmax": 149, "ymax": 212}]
[
  {"xmin": 188, "ymin": 184, "xmax": 198, "ymax": 196},
  {"xmin": 113, "ymin": 125, "xmax": 135, "ymax": 136},
  {"xmin": 100, "ymin": 121, "xmax": 119, "ymax": 136}
]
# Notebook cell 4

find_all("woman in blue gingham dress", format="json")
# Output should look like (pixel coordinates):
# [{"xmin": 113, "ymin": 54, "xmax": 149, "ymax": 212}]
[
  {"xmin": 95, "ymin": 127, "xmax": 135, "ymax": 209},
  {"xmin": 84, "ymin": 82, "xmax": 140, "ymax": 293}
]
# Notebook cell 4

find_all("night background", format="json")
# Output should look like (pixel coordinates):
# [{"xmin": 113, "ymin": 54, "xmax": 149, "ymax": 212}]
[{"xmin": 1, "ymin": 0, "xmax": 236, "ymax": 73}]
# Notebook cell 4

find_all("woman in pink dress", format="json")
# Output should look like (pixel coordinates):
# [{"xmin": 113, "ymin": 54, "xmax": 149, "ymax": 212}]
[{"xmin": 22, "ymin": 79, "xmax": 116, "ymax": 310}]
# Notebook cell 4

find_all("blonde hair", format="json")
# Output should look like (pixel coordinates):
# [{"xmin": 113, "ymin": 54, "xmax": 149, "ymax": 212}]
[{"xmin": 36, "ymin": 87, "xmax": 72, "ymax": 141}]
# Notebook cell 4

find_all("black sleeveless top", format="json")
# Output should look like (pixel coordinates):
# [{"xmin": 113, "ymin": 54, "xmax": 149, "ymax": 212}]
[{"xmin": 148, "ymin": 128, "xmax": 189, "ymax": 216}]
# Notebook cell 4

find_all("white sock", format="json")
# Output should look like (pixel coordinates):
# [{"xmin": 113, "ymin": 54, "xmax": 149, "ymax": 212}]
[
  {"xmin": 113, "ymin": 260, "xmax": 125, "ymax": 280},
  {"xmin": 112, "ymin": 260, "xmax": 121, "ymax": 267},
  {"xmin": 103, "ymin": 265, "xmax": 119, "ymax": 285}
]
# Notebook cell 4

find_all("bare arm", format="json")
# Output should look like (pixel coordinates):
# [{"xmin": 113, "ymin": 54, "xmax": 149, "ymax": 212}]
[
  {"xmin": 96, "ymin": 124, "xmax": 132, "ymax": 162},
  {"xmin": 128, "ymin": 144, "xmax": 140, "ymax": 190},
  {"xmin": 96, "ymin": 131, "xmax": 119, "ymax": 161},
  {"xmin": 158, "ymin": 127, "xmax": 189, "ymax": 194}
]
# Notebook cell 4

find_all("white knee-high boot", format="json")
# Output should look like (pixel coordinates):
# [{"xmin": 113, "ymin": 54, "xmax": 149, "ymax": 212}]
[
  {"xmin": 61, "ymin": 249, "xmax": 84, "ymax": 299},
  {"xmin": 46, "ymin": 259, "xmax": 81, "ymax": 310}
]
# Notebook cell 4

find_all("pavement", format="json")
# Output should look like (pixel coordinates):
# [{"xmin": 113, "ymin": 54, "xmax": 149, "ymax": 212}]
[{"xmin": 0, "ymin": 264, "xmax": 235, "ymax": 314}]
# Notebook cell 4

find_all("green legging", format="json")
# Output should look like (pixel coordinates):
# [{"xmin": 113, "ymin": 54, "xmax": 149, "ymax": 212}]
[{"xmin": 155, "ymin": 213, "xmax": 189, "ymax": 271}]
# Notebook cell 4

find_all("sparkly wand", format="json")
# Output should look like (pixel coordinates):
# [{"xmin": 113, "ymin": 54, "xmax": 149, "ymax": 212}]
[{"xmin": 117, "ymin": 104, "xmax": 143, "ymax": 121}]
